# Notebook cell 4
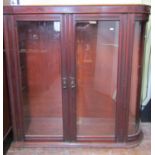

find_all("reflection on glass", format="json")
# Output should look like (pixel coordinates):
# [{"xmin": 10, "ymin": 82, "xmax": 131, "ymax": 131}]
[
  {"xmin": 76, "ymin": 21, "xmax": 119, "ymax": 136},
  {"xmin": 18, "ymin": 21, "xmax": 63, "ymax": 136},
  {"xmin": 128, "ymin": 22, "xmax": 142, "ymax": 135}
]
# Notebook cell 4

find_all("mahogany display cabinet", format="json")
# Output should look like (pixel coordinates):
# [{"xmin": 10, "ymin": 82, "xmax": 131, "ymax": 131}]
[{"xmin": 3, "ymin": 5, "xmax": 150, "ymax": 147}]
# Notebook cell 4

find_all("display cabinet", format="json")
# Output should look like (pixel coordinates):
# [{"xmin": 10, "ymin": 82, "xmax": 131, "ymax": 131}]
[{"xmin": 3, "ymin": 5, "xmax": 150, "ymax": 147}]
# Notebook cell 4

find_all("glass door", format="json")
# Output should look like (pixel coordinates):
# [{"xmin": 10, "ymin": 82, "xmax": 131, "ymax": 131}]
[
  {"xmin": 75, "ymin": 19, "xmax": 120, "ymax": 138},
  {"xmin": 16, "ymin": 18, "xmax": 63, "ymax": 138}
]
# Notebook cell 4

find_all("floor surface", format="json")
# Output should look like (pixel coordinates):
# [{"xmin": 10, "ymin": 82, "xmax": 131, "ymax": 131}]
[{"xmin": 6, "ymin": 123, "xmax": 151, "ymax": 155}]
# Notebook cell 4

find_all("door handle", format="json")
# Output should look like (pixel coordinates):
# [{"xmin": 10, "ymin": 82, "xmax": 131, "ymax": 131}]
[
  {"xmin": 62, "ymin": 77, "xmax": 67, "ymax": 89},
  {"xmin": 62, "ymin": 77, "xmax": 76, "ymax": 89},
  {"xmin": 70, "ymin": 77, "xmax": 76, "ymax": 88}
]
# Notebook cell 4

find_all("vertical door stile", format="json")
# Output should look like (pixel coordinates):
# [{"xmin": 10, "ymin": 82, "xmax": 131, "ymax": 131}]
[
  {"xmin": 68, "ymin": 14, "xmax": 77, "ymax": 141},
  {"xmin": 116, "ymin": 14, "xmax": 135, "ymax": 142},
  {"xmin": 62, "ymin": 14, "xmax": 77, "ymax": 141},
  {"xmin": 13, "ymin": 15, "xmax": 25, "ymax": 140},
  {"xmin": 115, "ymin": 14, "xmax": 127, "ymax": 142},
  {"xmin": 61, "ymin": 14, "xmax": 71, "ymax": 141}
]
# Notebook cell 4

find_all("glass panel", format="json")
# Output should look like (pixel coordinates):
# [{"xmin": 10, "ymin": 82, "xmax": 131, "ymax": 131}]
[
  {"xmin": 128, "ymin": 21, "xmax": 142, "ymax": 135},
  {"xmin": 17, "ymin": 21, "xmax": 63, "ymax": 136},
  {"xmin": 76, "ymin": 21, "xmax": 119, "ymax": 136}
]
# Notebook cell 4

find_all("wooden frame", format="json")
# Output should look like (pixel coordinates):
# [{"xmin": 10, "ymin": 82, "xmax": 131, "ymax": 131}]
[
  {"xmin": 4, "ymin": 5, "xmax": 150, "ymax": 14},
  {"xmin": 3, "ymin": 5, "xmax": 150, "ymax": 147}
]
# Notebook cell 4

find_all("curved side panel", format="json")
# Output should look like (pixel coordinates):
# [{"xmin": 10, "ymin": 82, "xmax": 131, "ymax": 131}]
[{"xmin": 128, "ymin": 20, "xmax": 147, "ymax": 136}]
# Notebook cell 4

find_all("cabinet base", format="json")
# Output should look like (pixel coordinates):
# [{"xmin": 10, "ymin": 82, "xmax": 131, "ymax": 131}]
[{"xmin": 11, "ymin": 131, "xmax": 143, "ymax": 148}]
